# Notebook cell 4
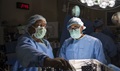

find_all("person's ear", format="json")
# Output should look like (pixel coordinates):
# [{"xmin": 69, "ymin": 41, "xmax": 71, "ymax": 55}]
[{"xmin": 80, "ymin": 26, "xmax": 84, "ymax": 30}]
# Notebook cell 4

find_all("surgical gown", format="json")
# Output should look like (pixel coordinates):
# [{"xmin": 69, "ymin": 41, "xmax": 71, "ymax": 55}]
[
  {"xmin": 13, "ymin": 33, "xmax": 54, "ymax": 71},
  {"xmin": 59, "ymin": 35, "xmax": 107, "ymax": 64},
  {"xmin": 91, "ymin": 32, "xmax": 117, "ymax": 63}
]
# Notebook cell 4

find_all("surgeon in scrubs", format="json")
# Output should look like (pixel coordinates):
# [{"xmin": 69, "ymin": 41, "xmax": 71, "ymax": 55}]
[
  {"xmin": 59, "ymin": 17, "xmax": 107, "ymax": 64},
  {"xmin": 13, "ymin": 14, "xmax": 73, "ymax": 71},
  {"xmin": 91, "ymin": 19, "xmax": 117, "ymax": 64},
  {"xmin": 60, "ymin": 5, "xmax": 94, "ymax": 46}
]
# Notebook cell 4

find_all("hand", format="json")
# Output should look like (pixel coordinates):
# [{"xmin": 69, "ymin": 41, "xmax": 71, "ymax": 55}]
[{"xmin": 43, "ymin": 57, "xmax": 74, "ymax": 70}]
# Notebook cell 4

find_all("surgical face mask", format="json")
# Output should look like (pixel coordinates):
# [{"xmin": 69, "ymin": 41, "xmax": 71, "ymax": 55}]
[
  {"xmin": 69, "ymin": 28, "xmax": 82, "ymax": 39},
  {"xmin": 32, "ymin": 26, "xmax": 47, "ymax": 39}
]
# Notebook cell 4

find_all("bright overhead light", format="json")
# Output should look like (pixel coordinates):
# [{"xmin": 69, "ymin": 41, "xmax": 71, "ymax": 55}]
[
  {"xmin": 108, "ymin": 0, "xmax": 115, "ymax": 7},
  {"xmin": 99, "ymin": 2, "xmax": 108, "ymax": 8},
  {"xmin": 80, "ymin": 0, "xmax": 116, "ymax": 9},
  {"xmin": 81, "ymin": 0, "xmax": 86, "ymax": 3},
  {"xmin": 86, "ymin": 0, "xmax": 94, "ymax": 6}
]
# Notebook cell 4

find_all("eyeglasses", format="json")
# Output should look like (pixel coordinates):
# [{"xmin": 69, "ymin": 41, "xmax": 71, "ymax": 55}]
[{"xmin": 68, "ymin": 25, "xmax": 80, "ymax": 30}]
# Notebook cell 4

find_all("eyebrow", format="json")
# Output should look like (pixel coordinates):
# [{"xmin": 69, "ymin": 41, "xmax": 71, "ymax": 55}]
[{"xmin": 70, "ymin": 25, "xmax": 80, "ymax": 27}]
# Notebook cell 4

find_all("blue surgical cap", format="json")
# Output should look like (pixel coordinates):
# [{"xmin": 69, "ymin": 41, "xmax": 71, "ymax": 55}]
[
  {"xmin": 67, "ymin": 17, "xmax": 86, "ymax": 29},
  {"xmin": 94, "ymin": 20, "xmax": 103, "ymax": 28},
  {"xmin": 27, "ymin": 14, "xmax": 47, "ymax": 28}
]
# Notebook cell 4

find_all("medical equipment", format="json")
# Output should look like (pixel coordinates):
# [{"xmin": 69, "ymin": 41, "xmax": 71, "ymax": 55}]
[{"xmin": 69, "ymin": 59, "xmax": 114, "ymax": 71}]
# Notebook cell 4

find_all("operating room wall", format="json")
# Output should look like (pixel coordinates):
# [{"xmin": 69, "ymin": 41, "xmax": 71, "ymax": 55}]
[
  {"xmin": 0, "ymin": 0, "xmax": 32, "ymax": 26},
  {"xmin": 0, "ymin": 0, "xmax": 58, "ymax": 26},
  {"xmin": 0, "ymin": 0, "xmax": 58, "ymax": 45}
]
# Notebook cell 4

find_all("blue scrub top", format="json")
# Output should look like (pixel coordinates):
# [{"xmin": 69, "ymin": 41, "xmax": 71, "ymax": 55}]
[
  {"xmin": 13, "ymin": 33, "xmax": 54, "ymax": 71},
  {"xmin": 91, "ymin": 32, "xmax": 117, "ymax": 63},
  {"xmin": 59, "ymin": 35, "xmax": 107, "ymax": 64}
]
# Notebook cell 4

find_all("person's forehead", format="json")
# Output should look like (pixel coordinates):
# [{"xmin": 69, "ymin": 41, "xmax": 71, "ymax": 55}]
[
  {"xmin": 35, "ymin": 20, "xmax": 46, "ymax": 24},
  {"xmin": 32, "ymin": 20, "xmax": 46, "ymax": 27},
  {"xmin": 70, "ymin": 23, "xmax": 80, "ymax": 27},
  {"xmin": 36, "ymin": 20, "xmax": 46, "ymax": 23}
]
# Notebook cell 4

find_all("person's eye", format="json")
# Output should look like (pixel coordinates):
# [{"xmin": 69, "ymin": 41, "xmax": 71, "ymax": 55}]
[{"xmin": 74, "ymin": 26, "xmax": 79, "ymax": 29}]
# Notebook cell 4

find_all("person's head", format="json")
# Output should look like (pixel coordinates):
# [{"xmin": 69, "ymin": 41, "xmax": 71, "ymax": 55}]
[
  {"xmin": 93, "ymin": 19, "xmax": 104, "ymax": 32},
  {"xmin": 26, "ymin": 14, "xmax": 47, "ymax": 39},
  {"xmin": 67, "ymin": 17, "xmax": 86, "ymax": 39}
]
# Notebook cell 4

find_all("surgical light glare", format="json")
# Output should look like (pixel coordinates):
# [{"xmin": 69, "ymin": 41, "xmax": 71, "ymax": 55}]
[
  {"xmin": 80, "ymin": 0, "xmax": 116, "ymax": 9},
  {"xmin": 108, "ymin": 1, "xmax": 115, "ymax": 7},
  {"xmin": 99, "ymin": 2, "xmax": 108, "ymax": 8},
  {"xmin": 81, "ymin": 0, "xmax": 86, "ymax": 3},
  {"xmin": 87, "ymin": 0, "xmax": 94, "ymax": 6}
]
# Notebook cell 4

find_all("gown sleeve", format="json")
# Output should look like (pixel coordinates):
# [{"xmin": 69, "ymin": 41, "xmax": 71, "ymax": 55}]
[
  {"xmin": 94, "ymin": 39, "xmax": 107, "ymax": 65},
  {"xmin": 16, "ymin": 36, "xmax": 48, "ymax": 67}
]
